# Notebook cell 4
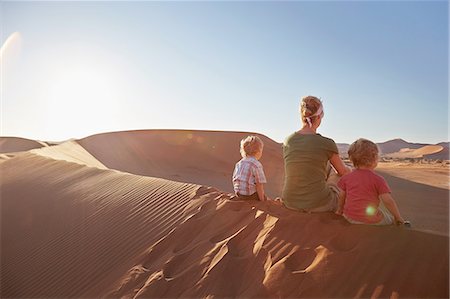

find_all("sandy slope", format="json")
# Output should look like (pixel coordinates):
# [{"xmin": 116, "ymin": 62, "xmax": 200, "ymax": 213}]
[
  {"xmin": 106, "ymin": 198, "xmax": 448, "ymax": 299},
  {"xmin": 0, "ymin": 136, "xmax": 46, "ymax": 153},
  {"xmin": 377, "ymin": 161, "xmax": 449, "ymax": 190},
  {"xmin": 78, "ymin": 130, "xmax": 284, "ymax": 197},
  {"xmin": 385, "ymin": 145, "xmax": 444, "ymax": 159},
  {"xmin": 1, "ymin": 152, "xmax": 205, "ymax": 298},
  {"xmin": 1, "ymin": 152, "xmax": 448, "ymax": 298},
  {"xmin": 1, "ymin": 130, "xmax": 449, "ymax": 298},
  {"xmin": 31, "ymin": 140, "xmax": 108, "ymax": 169},
  {"xmin": 76, "ymin": 130, "xmax": 449, "ymax": 235}
]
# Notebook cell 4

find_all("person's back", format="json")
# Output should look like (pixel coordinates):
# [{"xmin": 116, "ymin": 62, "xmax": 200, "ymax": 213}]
[
  {"xmin": 336, "ymin": 138, "xmax": 409, "ymax": 226},
  {"xmin": 338, "ymin": 169, "xmax": 390, "ymax": 223},
  {"xmin": 282, "ymin": 133, "xmax": 338, "ymax": 210},
  {"xmin": 280, "ymin": 95, "xmax": 351, "ymax": 212},
  {"xmin": 232, "ymin": 135, "xmax": 268, "ymax": 201}
]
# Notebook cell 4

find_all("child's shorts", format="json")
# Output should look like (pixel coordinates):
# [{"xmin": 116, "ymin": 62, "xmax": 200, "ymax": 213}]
[
  {"xmin": 344, "ymin": 202, "xmax": 395, "ymax": 225},
  {"xmin": 235, "ymin": 192, "xmax": 260, "ymax": 201}
]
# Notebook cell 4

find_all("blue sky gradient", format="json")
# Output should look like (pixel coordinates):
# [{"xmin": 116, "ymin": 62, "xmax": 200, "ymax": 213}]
[{"xmin": 1, "ymin": 1, "xmax": 448, "ymax": 144}]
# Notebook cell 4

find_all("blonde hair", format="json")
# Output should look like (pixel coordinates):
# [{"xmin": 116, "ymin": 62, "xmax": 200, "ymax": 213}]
[
  {"xmin": 300, "ymin": 96, "xmax": 323, "ymax": 126},
  {"xmin": 348, "ymin": 138, "xmax": 379, "ymax": 168},
  {"xmin": 240, "ymin": 135, "xmax": 263, "ymax": 158}
]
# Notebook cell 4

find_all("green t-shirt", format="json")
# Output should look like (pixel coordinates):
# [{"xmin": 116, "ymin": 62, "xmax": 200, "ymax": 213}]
[{"xmin": 282, "ymin": 132, "xmax": 339, "ymax": 210}]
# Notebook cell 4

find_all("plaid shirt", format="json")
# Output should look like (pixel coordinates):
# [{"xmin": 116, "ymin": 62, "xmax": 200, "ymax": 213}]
[{"xmin": 232, "ymin": 157, "xmax": 267, "ymax": 195}]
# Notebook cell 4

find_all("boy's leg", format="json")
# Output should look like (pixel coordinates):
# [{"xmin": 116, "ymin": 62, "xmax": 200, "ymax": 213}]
[{"xmin": 375, "ymin": 201, "xmax": 395, "ymax": 225}]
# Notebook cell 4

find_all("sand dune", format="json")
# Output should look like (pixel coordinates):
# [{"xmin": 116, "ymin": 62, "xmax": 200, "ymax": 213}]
[
  {"xmin": 338, "ymin": 139, "xmax": 449, "ymax": 160},
  {"xmin": 0, "ymin": 136, "xmax": 46, "ymax": 153},
  {"xmin": 377, "ymin": 138, "xmax": 428, "ymax": 154},
  {"xmin": 377, "ymin": 161, "xmax": 449, "ymax": 190},
  {"xmin": 1, "ymin": 152, "xmax": 205, "ymax": 298},
  {"xmin": 424, "ymin": 144, "xmax": 449, "ymax": 160},
  {"xmin": 76, "ymin": 130, "xmax": 449, "ymax": 234},
  {"xmin": 31, "ymin": 140, "xmax": 107, "ymax": 169},
  {"xmin": 385, "ymin": 145, "xmax": 444, "ymax": 159},
  {"xmin": 78, "ymin": 130, "xmax": 284, "ymax": 197},
  {"xmin": 107, "ymin": 198, "xmax": 448, "ymax": 298},
  {"xmin": 1, "ymin": 130, "xmax": 449, "ymax": 298}
]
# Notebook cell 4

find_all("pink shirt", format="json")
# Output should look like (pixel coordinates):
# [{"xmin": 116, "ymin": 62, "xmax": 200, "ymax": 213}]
[
  {"xmin": 338, "ymin": 169, "xmax": 391, "ymax": 224},
  {"xmin": 232, "ymin": 157, "xmax": 267, "ymax": 195}
]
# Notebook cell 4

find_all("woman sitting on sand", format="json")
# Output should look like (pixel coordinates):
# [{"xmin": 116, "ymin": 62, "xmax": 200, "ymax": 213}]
[{"xmin": 281, "ymin": 95, "xmax": 351, "ymax": 212}]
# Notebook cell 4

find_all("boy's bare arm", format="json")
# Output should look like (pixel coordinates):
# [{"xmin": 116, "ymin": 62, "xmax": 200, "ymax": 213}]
[
  {"xmin": 336, "ymin": 190, "xmax": 346, "ymax": 215},
  {"xmin": 380, "ymin": 193, "xmax": 404, "ymax": 223},
  {"xmin": 255, "ymin": 183, "xmax": 267, "ymax": 201}
]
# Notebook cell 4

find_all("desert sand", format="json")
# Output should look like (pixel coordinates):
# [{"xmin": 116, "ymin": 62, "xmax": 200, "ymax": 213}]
[
  {"xmin": 0, "ymin": 136, "xmax": 46, "ymax": 160},
  {"xmin": 1, "ymin": 130, "xmax": 448, "ymax": 298},
  {"xmin": 377, "ymin": 161, "xmax": 449, "ymax": 190}
]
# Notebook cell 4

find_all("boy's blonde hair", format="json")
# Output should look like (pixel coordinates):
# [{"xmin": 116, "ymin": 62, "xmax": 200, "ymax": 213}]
[
  {"xmin": 240, "ymin": 135, "xmax": 263, "ymax": 158},
  {"xmin": 348, "ymin": 138, "xmax": 379, "ymax": 168},
  {"xmin": 300, "ymin": 96, "xmax": 323, "ymax": 126}
]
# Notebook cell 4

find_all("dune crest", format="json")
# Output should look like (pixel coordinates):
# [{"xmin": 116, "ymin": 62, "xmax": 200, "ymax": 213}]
[
  {"xmin": 31, "ymin": 140, "xmax": 107, "ymax": 169},
  {"xmin": 78, "ymin": 129, "xmax": 284, "ymax": 197},
  {"xmin": 0, "ymin": 136, "xmax": 46, "ymax": 153}
]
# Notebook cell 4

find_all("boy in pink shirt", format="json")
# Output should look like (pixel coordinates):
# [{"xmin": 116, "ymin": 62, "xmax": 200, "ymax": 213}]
[{"xmin": 336, "ymin": 138, "xmax": 409, "ymax": 226}]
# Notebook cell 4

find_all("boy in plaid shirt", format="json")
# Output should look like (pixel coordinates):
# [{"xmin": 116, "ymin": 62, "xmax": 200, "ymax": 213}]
[{"xmin": 232, "ymin": 135, "xmax": 269, "ymax": 201}]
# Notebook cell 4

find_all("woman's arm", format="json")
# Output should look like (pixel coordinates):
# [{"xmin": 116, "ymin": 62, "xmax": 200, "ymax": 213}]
[{"xmin": 330, "ymin": 153, "xmax": 352, "ymax": 176}]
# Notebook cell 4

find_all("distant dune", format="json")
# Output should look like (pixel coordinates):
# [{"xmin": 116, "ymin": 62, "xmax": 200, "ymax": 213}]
[
  {"xmin": 1, "ymin": 130, "xmax": 448, "ymax": 298},
  {"xmin": 77, "ymin": 130, "xmax": 284, "ymax": 197},
  {"xmin": 377, "ymin": 138, "xmax": 428, "ymax": 154},
  {"xmin": 0, "ymin": 136, "xmax": 46, "ymax": 153},
  {"xmin": 384, "ymin": 145, "xmax": 444, "ymax": 159},
  {"xmin": 337, "ymin": 139, "xmax": 449, "ymax": 160},
  {"xmin": 425, "ymin": 143, "xmax": 450, "ymax": 160}
]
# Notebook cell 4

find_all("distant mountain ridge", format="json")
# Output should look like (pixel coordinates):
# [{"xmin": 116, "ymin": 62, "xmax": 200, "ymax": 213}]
[{"xmin": 337, "ymin": 138, "xmax": 449, "ymax": 160}]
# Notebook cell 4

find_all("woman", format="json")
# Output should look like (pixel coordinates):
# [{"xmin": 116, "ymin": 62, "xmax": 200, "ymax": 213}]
[{"xmin": 282, "ymin": 95, "xmax": 351, "ymax": 212}]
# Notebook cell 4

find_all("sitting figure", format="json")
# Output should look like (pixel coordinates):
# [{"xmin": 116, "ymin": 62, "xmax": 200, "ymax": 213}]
[
  {"xmin": 336, "ymin": 138, "xmax": 410, "ymax": 226},
  {"xmin": 232, "ymin": 135, "xmax": 269, "ymax": 201}
]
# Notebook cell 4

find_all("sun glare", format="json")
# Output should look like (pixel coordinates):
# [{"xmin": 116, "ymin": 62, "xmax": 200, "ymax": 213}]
[
  {"xmin": 45, "ymin": 62, "xmax": 122, "ymax": 137},
  {"xmin": 1, "ymin": 32, "xmax": 23, "ymax": 135},
  {"xmin": 0, "ymin": 32, "xmax": 21, "ymax": 61}
]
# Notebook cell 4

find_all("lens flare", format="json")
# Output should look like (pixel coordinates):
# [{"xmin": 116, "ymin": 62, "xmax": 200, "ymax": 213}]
[
  {"xmin": 366, "ymin": 205, "xmax": 377, "ymax": 216},
  {"xmin": 0, "ymin": 32, "xmax": 21, "ymax": 61}
]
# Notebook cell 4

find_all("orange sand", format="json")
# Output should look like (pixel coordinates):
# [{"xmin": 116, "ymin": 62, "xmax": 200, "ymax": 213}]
[
  {"xmin": 377, "ymin": 161, "xmax": 449, "ymax": 190},
  {"xmin": 1, "ymin": 130, "xmax": 448, "ymax": 298}
]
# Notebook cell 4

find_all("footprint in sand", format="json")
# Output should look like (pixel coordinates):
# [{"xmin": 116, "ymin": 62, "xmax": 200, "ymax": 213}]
[
  {"xmin": 327, "ymin": 232, "xmax": 359, "ymax": 252},
  {"xmin": 284, "ymin": 247, "xmax": 317, "ymax": 273}
]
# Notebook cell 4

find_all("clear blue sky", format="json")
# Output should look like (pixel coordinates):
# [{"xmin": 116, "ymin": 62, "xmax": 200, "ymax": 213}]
[{"xmin": 1, "ymin": 1, "xmax": 448, "ymax": 144}]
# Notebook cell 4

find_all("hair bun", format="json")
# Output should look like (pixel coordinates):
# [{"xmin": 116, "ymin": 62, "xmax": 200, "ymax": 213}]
[{"xmin": 300, "ymin": 102, "xmax": 313, "ymax": 117}]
